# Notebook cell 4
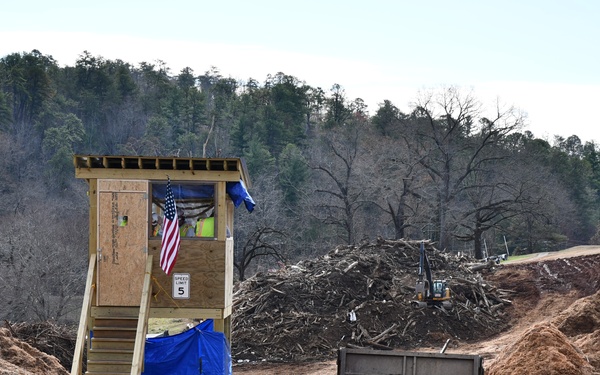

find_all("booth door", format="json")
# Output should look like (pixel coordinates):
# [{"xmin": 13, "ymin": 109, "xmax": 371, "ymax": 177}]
[{"xmin": 97, "ymin": 179, "xmax": 149, "ymax": 306}]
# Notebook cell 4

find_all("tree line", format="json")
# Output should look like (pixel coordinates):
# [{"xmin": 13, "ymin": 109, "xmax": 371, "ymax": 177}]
[{"xmin": 0, "ymin": 49, "xmax": 599, "ymax": 321}]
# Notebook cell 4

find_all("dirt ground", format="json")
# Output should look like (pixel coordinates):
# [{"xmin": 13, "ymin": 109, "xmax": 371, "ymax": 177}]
[{"xmin": 233, "ymin": 245, "xmax": 600, "ymax": 374}]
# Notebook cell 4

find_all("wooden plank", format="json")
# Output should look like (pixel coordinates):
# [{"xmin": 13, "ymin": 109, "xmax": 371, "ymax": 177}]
[
  {"xmin": 92, "ymin": 306, "xmax": 141, "ymax": 317},
  {"xmin": 148, "ymin": 306, "xmax": 231, "ymax": 319},
  {"xmin": 227, "ymin": 200, "xmax": 234, "ymax": 237},
  {"xmin": 131, "ymin": 256, "xmax": 153, "ymax": 375},
  {"xmin": 216, "ymin": 182, "xmax": 226, "ymax": 241},
  {"xmin": 76, "ymin": 168, "xmax": 242, "ymax": 182},
  {"xmin": 89, "ymin": 179, "xmax": 98, "ymax": 258},
  {"xmin": 88, "ymin": 178, "xmax": 99, "ymax": 331},
  {"xmin": 223, "ymin": 315, "xmax": 232, "ymax": 347},
  {"xmin": 225, "ymin": 238, "xmax": 233, "ymax": 307},
  {"xmin": 75, "ymin": 155, "xmax": 242, "ymax": 170},
  {"xmin": 214, "ymin": 319, "xmax": 224, "ymax": 333},
  {"xmin": 73, "ymin": 155, "xmax": 251, "ymax": 188},
  {"xmin": 70, "ymin": 256, "xmax": 96, "ymax": 375},
  {"xmin": 92, "ymin": 306, "xmax": 231, "ymax": 320}
]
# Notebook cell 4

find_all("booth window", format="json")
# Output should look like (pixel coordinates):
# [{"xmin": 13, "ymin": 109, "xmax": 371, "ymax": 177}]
[{"xmin": 150, "ymin": 182, "xmax": 216, "ymax": 239}]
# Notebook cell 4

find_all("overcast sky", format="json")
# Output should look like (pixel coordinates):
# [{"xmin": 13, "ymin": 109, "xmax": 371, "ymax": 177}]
[{"xmin": 2, "ymin": 0, "xmax": 599, "ymax": 144}]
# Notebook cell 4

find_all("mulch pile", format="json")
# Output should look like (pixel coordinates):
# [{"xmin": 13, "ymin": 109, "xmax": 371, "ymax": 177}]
[
  {"xmin": 553, "ymin": 290, "xmax": 600, "ymax": 371},
  {"xmin": 231, "ymin": 238, "xmax": 513, "ymax": 362},
  {"xmin": 0, "ymin": 322, "xmax": 71, "ymax": 375},
  {"xmin": 486, "ymin": 322, "xmax": 595, "ymax": 375}
]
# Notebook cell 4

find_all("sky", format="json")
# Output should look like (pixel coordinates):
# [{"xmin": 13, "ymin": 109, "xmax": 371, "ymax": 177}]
[{"xmin": 2, "ymin": 0, "xmax": 599, "ymax": 144}]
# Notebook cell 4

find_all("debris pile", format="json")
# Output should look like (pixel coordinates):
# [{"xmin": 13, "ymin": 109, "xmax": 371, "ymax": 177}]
[
  {"xmin": 0, "ymin": 324, "xmax": 70, "ymax": 375},
  {"xmin": 231, "ymin": 239, "xmax": 512, "ymax": 362},
  {"xmin": 486, "ymin": 322, "xmax": 595, "ymax": 375},
  {"xmin": 5, "ymin": 321, "xmax": 76, "ymax": 371}
]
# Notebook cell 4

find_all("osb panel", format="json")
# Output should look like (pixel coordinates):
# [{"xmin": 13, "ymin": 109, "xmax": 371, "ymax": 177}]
[
  {"xmin": 148, "ymin": 239, "xmax": 232, "ymax": 309},
  {"xmin": 98, "ymin": 179, "xmax": 147, "ymax": 192},
  {"xmin": 97, "ymin": 188, "xmax": 148, "ymax": 306}
]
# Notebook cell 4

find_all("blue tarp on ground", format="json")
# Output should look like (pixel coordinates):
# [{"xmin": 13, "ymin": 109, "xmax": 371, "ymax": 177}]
[{"xmin": 142, "ymin": 320, "xmax": 231, "ymax": 375}]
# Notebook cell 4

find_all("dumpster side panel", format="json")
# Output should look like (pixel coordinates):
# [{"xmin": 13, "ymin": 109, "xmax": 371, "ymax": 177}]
[{"xmin": 338, "ymin": 348, "xmax": 483, "ymax": 375}]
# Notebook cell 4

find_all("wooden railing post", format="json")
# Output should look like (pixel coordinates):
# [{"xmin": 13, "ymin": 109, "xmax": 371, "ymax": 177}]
[
  {"xmin": 131, "ymin": 255, "xmax": 154, "ymax": 375},
  {"xmin": 71, "ymin": 255, "xmax": 96, "ymax": 375}
]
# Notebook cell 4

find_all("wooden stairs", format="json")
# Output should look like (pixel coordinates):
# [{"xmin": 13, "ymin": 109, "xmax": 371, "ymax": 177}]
[
  {"xmin": 72, "ymin": 255, "xmax": 153, "ymax": 375},
  {"xmin": 86, "ymin": 312, "xmax": 138, "ymax": 375}
]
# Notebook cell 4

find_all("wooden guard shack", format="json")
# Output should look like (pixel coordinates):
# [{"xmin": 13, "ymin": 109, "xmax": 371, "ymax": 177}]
[{"xmin": 71, "ymin": 155, "xmax": 253, "ymax": 375}]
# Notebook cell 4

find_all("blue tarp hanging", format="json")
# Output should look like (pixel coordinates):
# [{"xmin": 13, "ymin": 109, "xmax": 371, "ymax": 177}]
[
  {"xmin": 226, "ymin": 179, "xmax": 255, "ymax": 212},
  {"xmin": 142, "ymin": 321, "xmax": 231, "ymax": 375},
  {"xmin": 152, "ymin": 180, "xmax": 255, "ymax": 213}
]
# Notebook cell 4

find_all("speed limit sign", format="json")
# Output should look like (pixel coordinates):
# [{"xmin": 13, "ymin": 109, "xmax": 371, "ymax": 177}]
[{"xmin": 172, "ymin": 273, "xmax": 190, "ymax": 299}]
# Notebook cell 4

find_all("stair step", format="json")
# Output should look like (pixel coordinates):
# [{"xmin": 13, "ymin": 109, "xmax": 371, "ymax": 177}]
[
  {"xmin": 92, "ymin": 328, "xmax": 137, "ymax": 340},
  {"xmin": 94, "ymin": 317, "xmax": 138, "ymax": 329},
  {"xmin": 87, "ymin": 359, "xmax": 132, "ymax": 373},
  {"xmin": 93, "ymin": 331, "xmax": 137, "ymax": 340},
  {"xmin": 91, "ymin": 337, "xmax": 135, "ymax": 350},
  {"xmin": 88, "ymin": 348, "xmax": 134, "ymax": 361},
  {"xmin": 85, "ymin": 371, "xmax": 131, "ymax": 374}
]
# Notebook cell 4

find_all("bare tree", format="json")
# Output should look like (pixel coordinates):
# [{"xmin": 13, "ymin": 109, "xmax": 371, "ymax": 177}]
[
  {"xmin": 452, "ymin": 164, "xmax": 530, "ymax": 258},
  {"xmin": 0, "ymin": 199, "xmax": 88, "ymax": 322},
  {"xmin": 234, "ymin": 227, "xmax": 286, "ymax": 281},
  {"xmin": 407, "ymin": 87, "xmax": 524, "ymax": 252},
  {"xmin": 310, "ymin": 125, "xmax": 369, "ymax": 245},
  {"xmin": 363, "ymin": 135, "xmax": 430, "ymax": 240}
]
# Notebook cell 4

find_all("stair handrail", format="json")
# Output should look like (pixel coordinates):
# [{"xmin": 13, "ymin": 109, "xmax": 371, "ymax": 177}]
[
  {"xmin": 131, "ymin": 255, "xmax": 154, "ymax": 375},
  {"xmin": 71, "ymin": 255, "xmax": 97, "ymax": 375}
]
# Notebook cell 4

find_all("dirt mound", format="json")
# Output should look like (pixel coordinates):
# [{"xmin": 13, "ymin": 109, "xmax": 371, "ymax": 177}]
[
  {"xmin": 486, "ymin": 322, "xmax": 595, "ymax": 375},
  {"xmin": 496, "ymin": 254, "xmax": 600, "ymax": 296},
  {"xmin": 231, "ymin": 239, "xmax": 512, "ymax": 362},
  {"xmin": 553, "ymin": 290, "xmax": 600, "ymax": 336},
  {"xmin": 0, "ymin": 327, "xmax": 69, "ymax": 375}
]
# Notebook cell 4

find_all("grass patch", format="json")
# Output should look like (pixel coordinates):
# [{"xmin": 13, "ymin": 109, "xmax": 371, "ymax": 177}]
[{"xmin": 504, "ymin": 253, "xmax": 538, "ymax": 263}]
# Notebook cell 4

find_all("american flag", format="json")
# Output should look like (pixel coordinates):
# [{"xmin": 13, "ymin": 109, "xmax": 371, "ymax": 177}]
[{"xmin": 160, "ymin": 178, "xmax": 181, "ymax": 275}]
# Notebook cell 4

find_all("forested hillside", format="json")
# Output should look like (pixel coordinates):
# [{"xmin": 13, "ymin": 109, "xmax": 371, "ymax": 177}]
[{"xmin": 1, "ymin": 49, "xmax": 599, "ymax": 323}]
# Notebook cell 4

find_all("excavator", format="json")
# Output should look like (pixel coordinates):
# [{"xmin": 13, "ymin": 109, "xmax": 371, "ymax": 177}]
[{"xmin": 412, "ymin": 241, "xmax": 452, "ymax": 309}]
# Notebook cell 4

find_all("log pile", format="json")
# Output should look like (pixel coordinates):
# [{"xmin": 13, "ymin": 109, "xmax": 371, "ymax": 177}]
[{"xmin": 231, "ymin": 238, "xmax": 513, "ymax": 362}]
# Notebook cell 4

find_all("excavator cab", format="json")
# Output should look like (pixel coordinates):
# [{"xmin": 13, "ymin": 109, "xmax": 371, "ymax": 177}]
[{"xmin": 432, "ymin": 280, "xmax": 448, "ymax": 299}]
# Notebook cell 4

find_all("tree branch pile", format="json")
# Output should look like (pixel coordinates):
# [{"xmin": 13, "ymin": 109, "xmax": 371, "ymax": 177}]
[
  {"xmin": 232, "ymin": 238, "xmax": 513, "ymax": 362},
  {"xmin": 3, "ymin": 320, "xmax": 76, "ymax": 372},
  {"xmin": 0, "ymin": 321, "xmax": 72, "ymax": 375}
]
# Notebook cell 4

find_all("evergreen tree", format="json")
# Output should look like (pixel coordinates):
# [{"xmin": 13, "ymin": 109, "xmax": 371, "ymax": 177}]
[{"xmin": 278, "ymin": 143, "xmax": 309, "ymax": 210}]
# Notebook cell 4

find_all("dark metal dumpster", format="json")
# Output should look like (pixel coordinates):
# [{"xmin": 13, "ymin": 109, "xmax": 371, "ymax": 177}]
[{"xmin": 338, "ymin": 348, "xmax": 484, "ymax": 375}]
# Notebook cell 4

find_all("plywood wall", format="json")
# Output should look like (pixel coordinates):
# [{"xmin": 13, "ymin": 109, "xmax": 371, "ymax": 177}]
[
  {"xmin": 148, "ymin": 239, "xmax": 232, "ymax": 309},
  {"xmin": 97, "ymin": 180, "xmax": 149, "ymax": 306}
]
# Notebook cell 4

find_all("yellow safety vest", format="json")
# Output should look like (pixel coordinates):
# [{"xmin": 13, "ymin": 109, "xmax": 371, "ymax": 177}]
[
  {"xmin": 195, "ymin": 217, "xmax": 215, "ymax": 237},
  {"xmin": 180, "ymin": 223, "xmax": 194, "ymax": 237}
]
